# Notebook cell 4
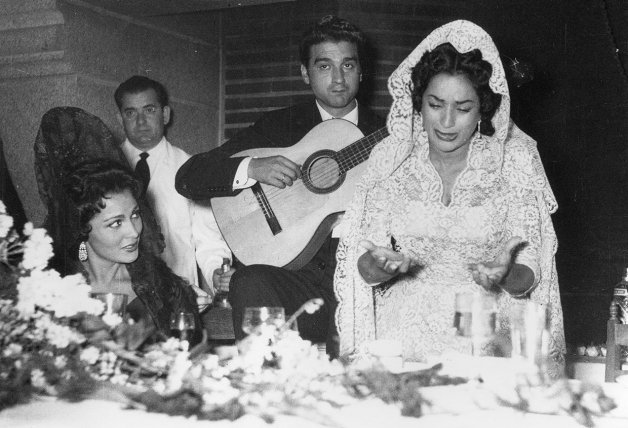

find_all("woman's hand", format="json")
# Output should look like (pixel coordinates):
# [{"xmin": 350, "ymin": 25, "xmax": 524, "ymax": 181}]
[
  {"xmin": 357, "ymin": 239, "xmax": 416, "ymax": 285},
  {"xmin": 469, "ymin": 236, "xmax": 524, "ymax": 290}
]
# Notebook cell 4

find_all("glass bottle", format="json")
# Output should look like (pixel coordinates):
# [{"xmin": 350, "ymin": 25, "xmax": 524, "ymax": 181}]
[
  {"xmin": 212, "ymin": 259, "xmax": 231, "ymax": 308},
  {"xmin": 613, "ymin": 267, "xmax": 628, "ymax": 324}
]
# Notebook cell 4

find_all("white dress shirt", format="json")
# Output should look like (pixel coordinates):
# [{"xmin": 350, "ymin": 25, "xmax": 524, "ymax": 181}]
[{"xmin": 122, "ymin": 137, "xmax": 231, "ymax": 292}]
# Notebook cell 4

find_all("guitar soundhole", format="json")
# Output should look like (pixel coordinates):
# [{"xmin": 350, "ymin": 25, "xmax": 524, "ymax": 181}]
[{"xmin": 302, "ymin": 149, "xmax": 344, "ymax": 194}]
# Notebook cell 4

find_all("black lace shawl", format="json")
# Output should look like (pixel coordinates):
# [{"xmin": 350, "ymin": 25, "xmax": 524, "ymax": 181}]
[{"xmin": 33, "ymin": 107, "xmax": 200, "ymax": 338}]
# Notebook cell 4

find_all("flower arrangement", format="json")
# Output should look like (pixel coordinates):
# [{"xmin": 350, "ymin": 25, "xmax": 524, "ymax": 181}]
[
  {"xmin": 0, "ymin": 201, "xmax": 105, "ymax": 409},
  {"xmin": 0, "ymin": 200, "xmax": 621, "ymax": 426}
]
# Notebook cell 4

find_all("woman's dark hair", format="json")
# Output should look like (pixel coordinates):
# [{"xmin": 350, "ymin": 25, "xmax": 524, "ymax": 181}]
[
  {"xmin": 410, "ymin": 43, "xmax": 502, "ymax": 136},
  {"xmin": 63, "ymin": 158, "xmax": 141, "ymax": 243}
]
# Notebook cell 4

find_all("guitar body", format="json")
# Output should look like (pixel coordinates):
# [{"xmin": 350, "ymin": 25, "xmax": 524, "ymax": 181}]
[{"xmin": 211, "ymin": 119, "xmax": 381, "ymax": 269}]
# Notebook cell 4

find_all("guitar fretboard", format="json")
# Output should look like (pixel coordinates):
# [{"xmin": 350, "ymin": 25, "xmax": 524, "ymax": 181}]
[{"xmin": 337, "ymin": 127, "xmax": 389, "ymax": 174}]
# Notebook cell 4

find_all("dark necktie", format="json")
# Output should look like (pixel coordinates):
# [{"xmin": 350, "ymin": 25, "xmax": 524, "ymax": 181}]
[{"xmin": 135, "ymin": 152, "xmax": 150, "ymax": 195}]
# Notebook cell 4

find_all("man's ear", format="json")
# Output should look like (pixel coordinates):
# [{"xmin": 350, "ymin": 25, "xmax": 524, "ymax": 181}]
[
  {"xmin": 163, "ymin": 105, "xmax": 171, "ymax": 126},
  {"xmin": 116, "ymin": 111, "xmax": 123, "ymax": 127},
  {"xmin": 300, "ymin": 64, "xmax": 310, "ymax": 85}
]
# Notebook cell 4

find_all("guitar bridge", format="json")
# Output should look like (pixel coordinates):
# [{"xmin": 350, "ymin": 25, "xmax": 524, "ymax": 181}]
[{"xmin": 251, "ymin": 182, "xmax": 282, "ymax": 235}]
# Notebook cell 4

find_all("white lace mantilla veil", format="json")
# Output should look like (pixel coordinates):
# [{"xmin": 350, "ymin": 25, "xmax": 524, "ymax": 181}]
[{"xmin": 334, "ymin": 20, "xmax": 565, "ymax": 369}]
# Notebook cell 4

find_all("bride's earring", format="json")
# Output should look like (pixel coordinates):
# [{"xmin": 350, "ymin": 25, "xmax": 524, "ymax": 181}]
[
  {"xmin": 477, "ymin": 119, "xmax": 482, "ymax": 134},
  {"xmin": 78, "ymin": 241, "xmax": 88, "ymax": 262}
]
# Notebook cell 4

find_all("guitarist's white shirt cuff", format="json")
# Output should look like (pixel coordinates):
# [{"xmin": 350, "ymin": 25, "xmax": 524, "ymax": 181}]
[{"xmin": 233, "ymin": 157, "xmax": 256, "ymax": 189}]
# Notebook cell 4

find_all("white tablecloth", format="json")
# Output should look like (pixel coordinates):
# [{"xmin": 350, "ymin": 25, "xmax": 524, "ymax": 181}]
[
  {"xmin": 1, "ymin": 390, "xmax": 627, "ymax": 428},
  {"xmin": 3, "ymin": 356, "xmax": 628, "ymax": 428}
]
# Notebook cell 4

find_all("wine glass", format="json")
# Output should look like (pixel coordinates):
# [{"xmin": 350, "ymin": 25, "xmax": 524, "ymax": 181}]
[
  {"xmin": 241, "ymin": 307, "xmax": 285, "ymax": 335},
  {"xmin": 170, "ymin": 311, "xmax": 196, "ymax": 342},
  {"xmin": 91, "ymin": 292, "xmax": 128, "ymax": 318}
]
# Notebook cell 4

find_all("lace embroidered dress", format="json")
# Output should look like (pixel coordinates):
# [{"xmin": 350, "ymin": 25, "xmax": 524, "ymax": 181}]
[{"xmin": 334, "ymin": 20, "xmax": 565, "ymax": 377}]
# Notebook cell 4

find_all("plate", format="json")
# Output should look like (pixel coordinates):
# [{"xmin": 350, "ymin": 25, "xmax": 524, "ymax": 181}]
[
  {"xmin": 617, "ymin": 374, "xmax": 628, "ymax": 388},
  {"xmin": 388, "ymin": 361, "xmax": 430, "ymax": 374}
]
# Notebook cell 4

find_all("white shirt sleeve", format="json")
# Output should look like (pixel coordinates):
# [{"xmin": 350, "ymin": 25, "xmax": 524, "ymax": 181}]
[
  {"xmin": 190, "ymin": 200, "xmax": 232, "ymax": 295},
  {"xmin": 233, "ymin": 157, "xmax": 257, "ymax": 189}
]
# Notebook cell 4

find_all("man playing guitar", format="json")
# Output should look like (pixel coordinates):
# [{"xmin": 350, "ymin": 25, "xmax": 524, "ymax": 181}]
[{"xmin": 176, "ymin": 15, "xmax": 385, "ymax": 357}]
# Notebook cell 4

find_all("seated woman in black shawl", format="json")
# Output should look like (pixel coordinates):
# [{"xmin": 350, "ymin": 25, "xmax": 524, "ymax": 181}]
[
  {"xmin": 32, "ymin": 107, "xmax": 199, "ymax": 342},
  {"xmin": 62, "ymin": 158, "xmax": 200, "ymax": 340}
]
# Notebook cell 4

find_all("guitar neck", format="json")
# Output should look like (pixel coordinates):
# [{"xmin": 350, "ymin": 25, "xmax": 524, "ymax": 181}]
[{"xmin": 337, "ymin": 127, "xmax": 389, "ymax": 174}]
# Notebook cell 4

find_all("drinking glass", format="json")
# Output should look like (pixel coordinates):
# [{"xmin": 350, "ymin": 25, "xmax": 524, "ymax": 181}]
[
  {"xmin": 241, "ymin": 307, "xmax": 285, "ymax": 335},
  {"xmin": 91, "ymin": 292, "xmax": 128, "ymax": 318},
  {"xmin": 170, "ymin": 311, "xmax": 196, "ymax": 342},
  {"xmin": 454, "ymin": 292, "xmax": 497, "ymax": 356},
  {"xmin": 510, "ymin": 300, "xmax": 550, "ymax": 384}
]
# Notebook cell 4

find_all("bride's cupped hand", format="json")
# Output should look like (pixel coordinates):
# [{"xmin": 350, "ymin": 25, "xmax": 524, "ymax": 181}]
[
  {"xmin": 468, "ymin": 236, "xmax": 524, "ymax": 290},
  {"xmin": 358, "ymin": 239, "xmax": 417, "ymax": 284}
]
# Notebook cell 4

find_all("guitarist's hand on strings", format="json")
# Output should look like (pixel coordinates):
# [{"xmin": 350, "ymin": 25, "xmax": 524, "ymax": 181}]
[
  {"xmin": 248, "ymin": 156, "xmax": 301, "ymax": 189},
  {"xmin": 357, "ymin": 239, "xmax": 417, "ymax": 285}
]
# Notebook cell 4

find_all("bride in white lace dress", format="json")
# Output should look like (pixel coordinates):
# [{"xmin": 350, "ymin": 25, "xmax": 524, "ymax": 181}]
[{"xmin": 334, "ymin": 20, "xmax": 565, "ymax": 377}]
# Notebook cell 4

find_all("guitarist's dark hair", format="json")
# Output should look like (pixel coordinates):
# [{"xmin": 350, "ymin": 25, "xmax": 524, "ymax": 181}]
[{"xmin": 299, "ymin": 15, "xmax": 367, "ymax": 69}]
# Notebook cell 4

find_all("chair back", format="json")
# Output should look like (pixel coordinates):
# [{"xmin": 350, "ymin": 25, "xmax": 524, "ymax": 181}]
[{"xmin": 605, "ymin": 301, "xmax": 628, "ymax": 382}]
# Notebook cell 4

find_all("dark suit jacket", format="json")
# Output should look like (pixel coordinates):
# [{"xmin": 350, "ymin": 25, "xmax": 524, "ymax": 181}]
[{"xmin": 176, "ymin": 100, "xmax": 385, "ymax": 199}]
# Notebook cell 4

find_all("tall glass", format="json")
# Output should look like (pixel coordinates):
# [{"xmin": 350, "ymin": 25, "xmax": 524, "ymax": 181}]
[
  {"xmin": 454, "ymin": 292, "xmax": 497, "ymax": 356},
  {"xmin": 241, "ymin": 307, "xmax": 285, "ymax": 335},
  {"xmin": 91, "ymin": 292, "xmax": 128, "ymax": 318},
  {"xmin": 510, "ymin": 300, "xmax": 550, "ymax": 384}
]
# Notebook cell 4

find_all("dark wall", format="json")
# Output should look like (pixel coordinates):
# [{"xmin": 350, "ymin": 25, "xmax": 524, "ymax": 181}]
[
  {"xmin": 221, "ymin": 0, "xmax": 628, "ymax": 346},
  {"xmin": 466, "ymin": 0, "xmax": 628, "ymax": 345}
]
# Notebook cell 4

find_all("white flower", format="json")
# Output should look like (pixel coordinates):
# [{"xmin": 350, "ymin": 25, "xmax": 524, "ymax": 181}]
[
  {"xmin": 54, "ymin": 355, "xmax": 67, "ymax": 369},
  {"xmin": 2, "ymin": 343, "xmax": 22, "ymax": 357},
  {"xmin": 30, "ymin": 369, "xmax": 48, "ymax": 389},
  {"xmin": 34, "ymin": 315, "xmax": 85, "ymax": 348},
  {"xmin": 102, "ymin": 312, "xmax": 123, "ymax": 327},
  {"xmin": 80, "ymin": 346, "xmax": 100, "ymax": 365},
  {"xmin": 22, "ymin": 221, "xmax": 34, "ymax": 236},
  {"xmin": 20, "ymin": 228, "xmax": 53, "ymax": 271},
  {"xmin": 0, "ymin": 211, "xmax": 13, "ymax": 239},
  {"xmin": 165, "ymin": 351, "xmax": 192, "ymax": 392},
  {"xmin": 16, "ymin": 270, "xmax": 103, "ymax": 318},
  {"xmin": 303, "ymin": 298, "xmax": 324, "ymax": 314}
]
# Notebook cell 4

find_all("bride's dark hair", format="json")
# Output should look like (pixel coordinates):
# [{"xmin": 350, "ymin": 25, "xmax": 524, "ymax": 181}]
[
  {"xmin": 63, "ymin": 158, "xmax": 141, "ymax": 259},
  {"xmin": 410, "ymin": 42, "xmax": 502, "ymax": 136}
]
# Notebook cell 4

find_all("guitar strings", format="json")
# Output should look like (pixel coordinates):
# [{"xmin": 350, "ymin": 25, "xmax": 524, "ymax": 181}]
[
  {"xmin": 260, "ymin": 131, "xmax": 382, "ymax": 200},
  {"xmin": 259, "ymin": 129, "xmax": 387, "ymax": 202},
  {"xmin": 256, "ymin": 129, "xmax": 388, "ymax": 205}
]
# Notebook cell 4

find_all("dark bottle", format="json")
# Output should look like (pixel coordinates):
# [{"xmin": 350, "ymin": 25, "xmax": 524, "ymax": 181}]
[
  {"xmin": 613, "ymin": 268, "xmax": 628, "ymax": 324},
  {"xmin": 212, "ymin": 258, "xmax": 231, "ymax": 308}
]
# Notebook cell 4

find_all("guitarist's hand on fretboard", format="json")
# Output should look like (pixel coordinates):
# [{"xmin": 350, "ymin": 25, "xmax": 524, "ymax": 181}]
[{"xmin": 248, "ymin": 156, "xmax": 301, "ymax": 189}]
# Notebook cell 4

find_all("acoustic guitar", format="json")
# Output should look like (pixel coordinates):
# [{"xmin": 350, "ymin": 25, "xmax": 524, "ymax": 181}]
[{"xmin": 211, "ymin": 119, "xmax": 389, "ymax": 270}]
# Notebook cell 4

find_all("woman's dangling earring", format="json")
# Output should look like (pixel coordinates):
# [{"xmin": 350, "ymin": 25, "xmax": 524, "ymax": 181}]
[
  {"xmin": 78, "ymin": 241, "xmax": 88, "ymax": 262},
  {"xmin": 477, "ymin": 119, "xmax": 482, "ymax": 134}
]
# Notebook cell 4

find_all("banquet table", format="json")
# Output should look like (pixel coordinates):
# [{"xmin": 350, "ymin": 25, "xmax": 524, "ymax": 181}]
[
  {"xmin": 2, "ymin": 356, "xmax": 628, "ymax": 428},
  {"xmin": 1, "ymin": 386, "xmax": 628, "ymax": 428}
]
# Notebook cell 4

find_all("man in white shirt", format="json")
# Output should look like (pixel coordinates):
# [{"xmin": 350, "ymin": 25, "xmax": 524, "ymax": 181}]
[{"xmin": 115, "ymin": 76, "xmax": 233, "ymax": 297}]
